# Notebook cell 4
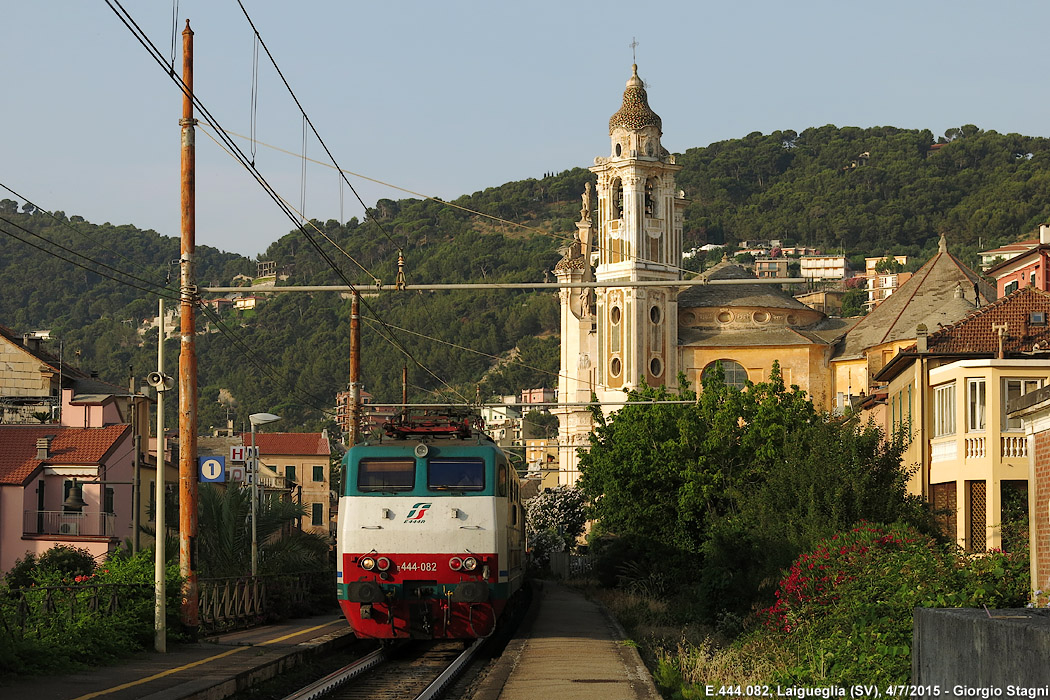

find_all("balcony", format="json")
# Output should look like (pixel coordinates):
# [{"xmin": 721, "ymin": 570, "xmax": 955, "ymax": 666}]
[
  {"xmin": 1001, "ymin": 435, "xmax": 1028, "ymax": 459},
  {"xmin": 23, "ymin": 511, "xmax": 117, "ymax": 538}
]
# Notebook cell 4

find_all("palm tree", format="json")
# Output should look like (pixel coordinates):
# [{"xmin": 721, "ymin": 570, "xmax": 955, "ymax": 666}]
[{"xmin": 196, "ymin": 484, "xmax": 330, "ymax": 578}]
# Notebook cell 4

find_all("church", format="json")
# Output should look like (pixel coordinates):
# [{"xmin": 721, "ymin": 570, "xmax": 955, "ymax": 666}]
[{"xmin": 552, "ymin": 65, "xmax": 990, "ymax": 484}]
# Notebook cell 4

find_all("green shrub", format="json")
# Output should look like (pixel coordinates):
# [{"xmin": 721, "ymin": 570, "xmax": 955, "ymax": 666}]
[{"xmin": 759, "ymin": 522, "xmax": 1030, "ymax": 684}]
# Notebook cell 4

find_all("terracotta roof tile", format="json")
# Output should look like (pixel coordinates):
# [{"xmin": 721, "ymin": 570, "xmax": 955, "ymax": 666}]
[
  {"xmin": 922, "ymin": 285, "xmax": 1050, "ymax": 354},
  {"xmin": 239, "ymin": 432, "xmax": 330, "ymax": 457},
  {"xmin": 836, "ymin": 248, "xmax": 994, "ymax": 359},
  {"xmin": 0, "ymin": 424, "xmax": 131, "ymax": 486}
]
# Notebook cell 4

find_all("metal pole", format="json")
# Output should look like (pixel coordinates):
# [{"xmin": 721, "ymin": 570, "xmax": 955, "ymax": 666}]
[
  {"xmin": 178, "ymin": 19, "xmax": 200, "ymax": 628},
  {"xmin": 133, "ymin": 434, "xmax": 140, "ymax": 553},
  {"xmin": 349, "ymin": 292, "xmax": 360, "ymax": 446},
  {"xmin": 155, "ymin": 297, "xmax": 167, "ymax": 653},
  {"xmin": 250, "ymin": 423, "xmax": 258, "ymax": 578}
]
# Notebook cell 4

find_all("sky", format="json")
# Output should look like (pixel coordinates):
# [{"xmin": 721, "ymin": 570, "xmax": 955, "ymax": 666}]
[{"xmin": 5, "ymin": 1, "xmax": 1050, "ymax": 259}]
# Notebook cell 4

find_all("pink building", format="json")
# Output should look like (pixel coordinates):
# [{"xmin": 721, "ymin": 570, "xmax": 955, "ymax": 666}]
[
  {"xmin": 986, "ymin": 225, "xmax": 1050, "ymax": 298},
  {"xmin": 520, "ymin": 388, "xmax": 556, "ymax": 405},
  {"xmin": 0, "ymin": 424, "xmax": 135, "ymax": 573}
]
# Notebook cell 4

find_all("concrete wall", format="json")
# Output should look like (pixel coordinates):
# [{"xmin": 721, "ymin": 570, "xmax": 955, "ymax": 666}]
[{"xmin": 913, "ymin": 608, "xmax": 1050, "ymax": 686}]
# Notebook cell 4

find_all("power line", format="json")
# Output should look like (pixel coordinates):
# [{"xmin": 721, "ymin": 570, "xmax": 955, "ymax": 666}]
[
  {"xmin": 104, "ymin": 1, "xmax": 465, "ymax": 405},
  {"xmin": 0, "ymin": 216, "xmax": 181, "ymax": 301}
]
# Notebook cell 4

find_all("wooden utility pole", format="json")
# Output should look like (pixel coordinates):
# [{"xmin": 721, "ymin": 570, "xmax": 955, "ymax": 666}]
[
  {"xmin": 349, "ymin": 292, "xmax": 361, "ymax": 445},
  {"xmin": 178, "ymin": 19, "xmax": 199, "ymax": 628}
]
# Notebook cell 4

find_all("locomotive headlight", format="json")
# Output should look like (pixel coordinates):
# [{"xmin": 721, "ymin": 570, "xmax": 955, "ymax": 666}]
[
  {"xmin": 449, "ymin": 556, "xmax": 463, "ymax": 571},
  {"xmin": 376, "ymin": 557, "xmax": 392, "ymax": 572},
  {"xmin": 462, "ymin": 556, "xmax": 478, "ymax": 572},
  {"xmin": 360, "ymin": 556, "xmax": 376, "ymax": 571}
]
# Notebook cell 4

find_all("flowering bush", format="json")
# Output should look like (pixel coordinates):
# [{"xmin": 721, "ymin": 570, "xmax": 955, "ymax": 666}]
[
  {"xmin": 759, "ymin": 522, "xmax": 1029, "ymax": 684},
  {"xmin": 524, "ymin": 486, "xmax": 586, "ymax": 548}
]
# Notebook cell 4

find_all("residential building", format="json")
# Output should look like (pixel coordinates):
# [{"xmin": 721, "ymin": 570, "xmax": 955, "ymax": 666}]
[
  {"xmin": 873, "ymin": 286, "xmax": 1050, "ymax": 552},
  {"xmin": 794, "ymin": 289, "xmax": 846, "ymax": 316},
  {"xmin": 0, "ymin": 424, "xmax": 151, "ymax": 573},
  {"xmin": 754, "ymin": 258, "xmax": 790, "ymax": 279},
  {"xmin": 240, "ymin": 432, "xmax": 333, "ymax": 537},
  {"xmin": 800, "ymin": 255, "xmax": 850, "ymax": 281},
  {"xmin": 979, "ymin": 239, "xmax": 1038, "ymax": 272},
  {"xmin": 480, "ymin": 404, "xmax": 523, "ymax": 446},
  {"xmin": 1007, "ymin": 384, "xmax": 1050, "ymax": 594},
  {"xmin": 520, "ymin": 388, "xmax": 556, "ymax": 406},
  {"xmin": 985, "ymin": 224, "xmax": 1050, "ymax": 298},
  {"xmin": 334, "ymin": 389, "xmax": 398, "ymax": 441},
  {"xmin": 524, "ymin": 438, "xmax": 559, "ymax": 489},
  {"xmin": 863, "ymin": 255, "xmax": 911, "ymax": 310}
]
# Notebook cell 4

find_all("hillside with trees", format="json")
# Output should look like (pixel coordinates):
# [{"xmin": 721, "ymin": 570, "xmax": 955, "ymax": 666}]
[{"xmin": 2, "ymin": 125, "xmax": 1050, "ymax": 431}]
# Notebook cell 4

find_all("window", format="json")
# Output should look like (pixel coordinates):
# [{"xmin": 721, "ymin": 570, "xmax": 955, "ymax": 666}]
[
  {"xmin": 934, "ymin": 383, "xmax": 956, "ymax": 437},
  {"xmin": 1005, "ymin": 280, "xmax": 1019, "ymax": 295},
  {"xmin": 702, "ymin": 360, "xmax": 749, "ymax": 390},
  {"xmin": 428, "ymin": 458, "xmax": 485, "ymax": 491},
  {"xmin": 967, "ymin": 378, "xmax": 986, "ymax": 432},
  {"xmin": 311, "ymin": 503, "xmax": 324, "ymax": 526},
  {"xmin": 1004, "ymin": 378, "xmax": 1042, "ymax": 430},
  {"xmin": 286, "ymin": 465, "xmax": 296, "ymax": 483},
  {"xmin": 104, "ymin": 487, "xmax": 114, "ymax": 514},
  {"xmin": 357, "ymin": 459, "xmax": 414, "ymax": 492},
  {"xmin": 312, "ymin": 465, "xmax": 325, "ymax": 482}
]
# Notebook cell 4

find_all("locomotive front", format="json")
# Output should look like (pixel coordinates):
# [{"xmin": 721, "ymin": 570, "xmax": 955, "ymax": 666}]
[{"xmin": 337, "ymin": 419, "xmax": 524, "ymax": 639}]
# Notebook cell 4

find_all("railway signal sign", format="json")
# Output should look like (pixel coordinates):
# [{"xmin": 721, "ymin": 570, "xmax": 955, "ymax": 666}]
[{"xmin": 199, "ymin": 456, "xmax": 225, "ymax": 483}]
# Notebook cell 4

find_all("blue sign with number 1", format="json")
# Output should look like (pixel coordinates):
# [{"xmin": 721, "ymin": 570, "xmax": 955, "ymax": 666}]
[{"xmin": 199, "ymin": 456, "xmax": 225, "ymax": 482}]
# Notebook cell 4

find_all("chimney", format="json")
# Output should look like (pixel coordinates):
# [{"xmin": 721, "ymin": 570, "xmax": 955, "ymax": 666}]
[
  {"xmin": 916, "ymin": 324, "xmax": 928, "ymax": 353},
  {"xmin": 36, "ymin": 436, "xmax": 54, "ymax": 460},
  {"xmin": 1041, "ymin": 223, "xmax": 1050, "ymax": 245}
]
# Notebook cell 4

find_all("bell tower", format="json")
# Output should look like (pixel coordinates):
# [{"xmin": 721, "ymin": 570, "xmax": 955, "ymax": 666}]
[{"xmin": 591, "ymin": 64, "xmax": 685, "ymax": 394}]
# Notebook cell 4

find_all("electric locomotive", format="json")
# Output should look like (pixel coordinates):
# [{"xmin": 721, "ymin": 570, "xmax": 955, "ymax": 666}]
[{"xmin": 336, "ymin": 409, "xmax": 525, "ymax": 639}]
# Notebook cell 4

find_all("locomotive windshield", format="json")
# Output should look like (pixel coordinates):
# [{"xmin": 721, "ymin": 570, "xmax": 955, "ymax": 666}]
[
  {"xmin": 357, "ymin": 459, "xmax": 415, "ymax": 492},
  {"xmin": 428, "ymin": 458, "xmax": 485, "ymax": 491}
]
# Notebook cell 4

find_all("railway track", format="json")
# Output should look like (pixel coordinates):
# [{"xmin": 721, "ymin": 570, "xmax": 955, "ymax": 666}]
[{"xmin": 280, "ymin": 638, "xmax": 484, "ymax": 700}]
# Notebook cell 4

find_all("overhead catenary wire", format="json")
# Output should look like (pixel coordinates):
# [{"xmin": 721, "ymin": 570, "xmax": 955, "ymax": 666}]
[
  {"xmin": 209, "ymin": 125, "xmax": 712, "ymax": 280},
  {"xmin": 0, "ymin": 182, "xmax": 179, "ymax": 295},
  {"xmin": 0, "ymin": 215, "xmax": 181, "ymax": 301},
  {"xmin": 104, "ymin": 0, "xmax": 467, "ymax": 405}
]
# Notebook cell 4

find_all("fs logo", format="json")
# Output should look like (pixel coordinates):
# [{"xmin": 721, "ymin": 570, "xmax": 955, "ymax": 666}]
[{"xmin": 404, "ymin": 502, "xmax": 432, "ymax": 524}]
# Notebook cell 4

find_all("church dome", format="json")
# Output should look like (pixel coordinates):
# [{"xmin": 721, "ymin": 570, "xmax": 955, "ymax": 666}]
[{"xmin": 609, "ymin": 64, "xmax": 662, "ymax": 134}]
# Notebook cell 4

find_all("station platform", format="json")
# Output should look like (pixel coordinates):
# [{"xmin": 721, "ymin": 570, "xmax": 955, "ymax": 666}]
[
  {"xmin": 0, "ymin": 612, "xmax": 354, "ymax": 700},
  {"xmin": 470, "ymin": 580, "xmax": 661, "ymax": 700}
]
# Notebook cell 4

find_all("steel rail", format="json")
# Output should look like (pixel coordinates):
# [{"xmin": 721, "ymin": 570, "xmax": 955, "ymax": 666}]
[
  {"xmin": 279, "ymin": 646, "xmax": 387, "ymax": 700},
  {"xmin": 416, "ymin": 638, "xmax": 485, "ymax": 700}
]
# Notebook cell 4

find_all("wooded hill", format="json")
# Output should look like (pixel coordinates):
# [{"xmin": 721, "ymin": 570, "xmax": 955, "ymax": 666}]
[{"xmin": 2, "ymin": 124, "xmax": 1049, "ymax": 432}]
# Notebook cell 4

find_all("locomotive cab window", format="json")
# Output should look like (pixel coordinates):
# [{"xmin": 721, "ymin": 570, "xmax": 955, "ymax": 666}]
[
  {"xmin": 357, "ymin": 459, "xmax": 415, "ymax": 492},
  {"xmin": 428, "ymin": 458, "xmax": 485, "ymax": 491}
]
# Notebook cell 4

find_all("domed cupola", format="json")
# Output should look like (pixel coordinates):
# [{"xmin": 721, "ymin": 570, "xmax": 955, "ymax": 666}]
[{"xmin": 608, "ymin": 64, "xmax": 662, "ymax": 134}]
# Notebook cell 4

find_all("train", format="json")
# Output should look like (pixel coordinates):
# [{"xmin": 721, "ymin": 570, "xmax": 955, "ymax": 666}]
[{"xmin": 336, "ymin": 409, "xmax": 526, "ymax": 639}]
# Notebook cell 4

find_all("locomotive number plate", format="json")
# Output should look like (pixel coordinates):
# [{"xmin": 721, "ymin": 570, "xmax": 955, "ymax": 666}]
[{"xmin": 398, "ymin": 562, "xmax": 438, "ymax": 572}]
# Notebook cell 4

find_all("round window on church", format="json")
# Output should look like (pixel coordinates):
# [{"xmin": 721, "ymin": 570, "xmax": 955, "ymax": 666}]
[
  {"xmin": 615, "ymin": 143, "xmax": 622, "ymax": 157},
  {"xmin": 717, "ymin": 311, "xmax": 733, "ymax": 324},
  {"xmin": 610, "ymin": 357, "xmax": 622, "ymax": 377},
  {"xmin": 650, "ymin": 358, "xmax": 663, "ymax": 377},
  {"xmin": 702, "ymin": 360, "xmax": 749, "ymax": 390},
  {"xmin": 610, "ymin": 306, "xmax": 622, "ymax": 324},
  {"xmin": 650, "ymin": 306, "xmax": 662, "ymax": 324},
  {"xmin": 753, "ymin": 311, "xmax": 769, "ymax": 323}
]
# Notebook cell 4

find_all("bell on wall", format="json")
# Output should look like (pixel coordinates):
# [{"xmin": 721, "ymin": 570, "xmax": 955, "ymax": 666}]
[{"xmin": 63, "ymin": 480, "xmax": 87, "ymax": 511}]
